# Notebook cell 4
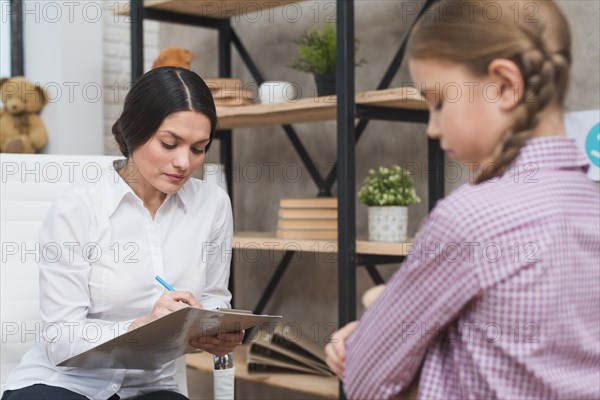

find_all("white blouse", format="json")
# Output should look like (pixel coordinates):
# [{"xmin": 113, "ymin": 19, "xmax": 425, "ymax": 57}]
[{"xmin": 5, "ymin": 161, "xmax": 233, "ymax": 400}]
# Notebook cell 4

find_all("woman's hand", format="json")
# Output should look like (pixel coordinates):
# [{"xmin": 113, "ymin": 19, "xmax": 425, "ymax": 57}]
[
  {"xmin": 190, "ymin": 330, "xmax": 244, "ymax": 357},
  {"xmin": 128, "ymin": 291, "xmax": 202, "ymax": 331},
  {"xmin": 325, "ymin": 321, "xmax": 359, "ymax": 379}
]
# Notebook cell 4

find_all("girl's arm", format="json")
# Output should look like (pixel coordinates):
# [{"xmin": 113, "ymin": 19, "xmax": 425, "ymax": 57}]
[{"xmin": 344, "ymin": 203, "xmax": 482, "ymax": 399}]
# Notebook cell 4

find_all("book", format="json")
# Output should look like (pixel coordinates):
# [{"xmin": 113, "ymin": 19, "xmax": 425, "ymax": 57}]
[
  {"xmin": 279, "ymin": 198, "xmax": 338, "ymax": 209},
  {"xmin": 277, "ymin": 219, "xmax": 337, "ymax": 230},
  {"xmin": 278, "ymin": 208, "xmax": 338, "ymax": 220},
  {"xmin": 247, "ymin": 325, "xmax": 333, "ymax": 376},
  {"xmin": 276, "ymin": 229, "xmax": 337, "ymax": 240},
  {"xmin": 57, "ymin": 308, "xmax": 281, "ymax": 370}
]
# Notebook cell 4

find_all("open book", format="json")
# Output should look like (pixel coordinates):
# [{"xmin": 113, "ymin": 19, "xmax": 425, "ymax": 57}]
[
  {"xmin": 57, "ymin": 308, "xmax": 281, "ymax": 370},
  {"xmin": 247, "ymin": 325, "xmax": 333, "ymax": 376}
]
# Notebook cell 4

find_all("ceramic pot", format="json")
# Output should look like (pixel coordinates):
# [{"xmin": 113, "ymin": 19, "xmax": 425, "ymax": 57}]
[
  {"xmin": 367, "ymin": 206, "xmax": 408, "ymax": 242},
  {"xmin": 314, "ymin": 73, "xmax": 336, "ymax": 96}
]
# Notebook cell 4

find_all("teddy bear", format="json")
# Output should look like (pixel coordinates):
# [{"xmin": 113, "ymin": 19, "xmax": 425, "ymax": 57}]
[
  {"xmin": 152, "ymin": 47, "xmax": 195, "ymax": 69},
  {"xmin": 0, "ymin": 76, "xmax": 48, "ymax": 153}
]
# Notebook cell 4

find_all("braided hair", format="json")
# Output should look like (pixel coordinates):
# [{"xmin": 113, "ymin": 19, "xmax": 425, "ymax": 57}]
[{"xmin": 406, "ymin": 0, "xmax": 571, "ymax": 184}]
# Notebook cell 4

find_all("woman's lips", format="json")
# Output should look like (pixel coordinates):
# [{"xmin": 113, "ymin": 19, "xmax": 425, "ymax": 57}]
[{"xmin": 164, "ymin": 173, "xmax": 184, "ymax": 182}]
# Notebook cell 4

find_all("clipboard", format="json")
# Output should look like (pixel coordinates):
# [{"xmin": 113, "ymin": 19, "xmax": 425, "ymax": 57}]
[{"xmin": 57, "ymin": 308, "xmax": 282, "ymax": 370}]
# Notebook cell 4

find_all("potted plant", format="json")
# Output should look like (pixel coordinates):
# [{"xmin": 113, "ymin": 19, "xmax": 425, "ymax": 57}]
[
  {"xmin": 358, "ymin": 165, "xmax": 420, "ymax": 242},
  {"xmin": 288, "ymin": 24, "xmax": 366, "ymax": 96}
]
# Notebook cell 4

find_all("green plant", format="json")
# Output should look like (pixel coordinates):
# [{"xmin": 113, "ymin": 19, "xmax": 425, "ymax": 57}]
[
  {"xmin": 288, "ymin": 24, "xmax": 366, "ymax": 74},
  {"xmin": 358, "ymin": 165, "xmax": 421, "ymax": 207}
]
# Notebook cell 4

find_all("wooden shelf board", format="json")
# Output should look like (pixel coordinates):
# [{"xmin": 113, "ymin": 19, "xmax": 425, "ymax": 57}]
[
  {"xmin": 217, "ymin": 87, "xmax": 427, "ymax": 129},
  {"xmin": 143, "ymin": 0, "xmax": 304, "ymax": 19},
  {"xmin": 186, "ymin": 345, "xmax": 338, "ymax": 398},
  {"xmin": 233, "ymin": 231, "xmax": 413, "ymax": 256}
]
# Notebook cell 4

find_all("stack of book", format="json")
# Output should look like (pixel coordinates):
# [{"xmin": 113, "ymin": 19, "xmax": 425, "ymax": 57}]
[
  {"xmin": 276, "ymin": 198, "xmax": 338, "ymax": 240},
  {"xmin": 205, "ymin": 77, "xmax": 255, "ymax": 107},
  {"xmin": 247, "ymin": 325, "xmax": 333, "ymax": 376}
]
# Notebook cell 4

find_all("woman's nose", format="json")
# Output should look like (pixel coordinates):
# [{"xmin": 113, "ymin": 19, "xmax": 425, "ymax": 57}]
[{"xmin": 172, "ymin": 150, "xmax": 190, "ymax": 171}]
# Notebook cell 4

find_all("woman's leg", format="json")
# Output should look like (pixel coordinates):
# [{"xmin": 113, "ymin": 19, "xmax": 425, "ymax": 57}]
[
  {"xmin": 134, "ymin": 390, "xmax": 188, "ymax": 400},
  {"xmin": 1, "ymin": 384, "xmax": 88, "ymax": 400}
]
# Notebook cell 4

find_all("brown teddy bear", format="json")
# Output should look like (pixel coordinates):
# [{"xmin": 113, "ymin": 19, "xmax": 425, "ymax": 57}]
[
  {"xmin": 152, "ymin": 47, "xmax": 195, "ymax": 69},
  {"xmin": 0, "ymin": 77, "xmax": 48, "ymax": 153}
]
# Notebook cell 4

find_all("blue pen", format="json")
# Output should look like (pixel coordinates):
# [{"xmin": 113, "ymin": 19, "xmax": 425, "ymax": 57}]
[{"xmin": 155, "ymin": 275, "xmax": 175, "ymax": 291}]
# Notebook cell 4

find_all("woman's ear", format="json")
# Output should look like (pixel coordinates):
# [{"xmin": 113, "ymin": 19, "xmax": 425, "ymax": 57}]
[{"xmin": 488, "ymin": 59, "xmax": 524, "ymax": 112}]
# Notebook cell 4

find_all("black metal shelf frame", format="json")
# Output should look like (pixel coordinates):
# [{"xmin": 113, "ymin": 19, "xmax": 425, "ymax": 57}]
[
  {"xmin": 130, "ymin": 1, "xmax": 443, "ymax": 397},
  {"xmin": 9, "ymin": 0, "xmax": 25, "ymax": 76}
]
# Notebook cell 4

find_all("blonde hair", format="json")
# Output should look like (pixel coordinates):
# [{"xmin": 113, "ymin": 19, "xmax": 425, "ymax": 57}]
[{"xmin": 407, "ymin": 0, "xmax": 572, "ymax": 183}]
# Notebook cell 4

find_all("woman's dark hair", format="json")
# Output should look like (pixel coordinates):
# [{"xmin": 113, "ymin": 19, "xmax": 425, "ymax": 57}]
[{"xmin": 112, "ymin": 67, "xmax": 217, "ymax": 157}]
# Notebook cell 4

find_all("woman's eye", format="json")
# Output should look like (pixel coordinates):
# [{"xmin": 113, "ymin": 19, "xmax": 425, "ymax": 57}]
[
  {"xmin": 161, "ymin": 142, "xmax": 176, "ymax": 150},
  {"xmin": 191, "ymin": 147, "xmax": 205, "ymax": 155}
]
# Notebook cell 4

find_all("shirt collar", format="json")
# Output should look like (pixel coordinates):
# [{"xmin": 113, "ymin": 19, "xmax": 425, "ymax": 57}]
[
  {"xmin": 107, "ymin": 159, "xmax": 190, "ymax": 217},
  {"xmin": 510, "ymin": 136, "xmax": 590, "ymax": 173},
  {"xmin": 175, "ymin": 183, "xmax": 193, "ymax": 212}
]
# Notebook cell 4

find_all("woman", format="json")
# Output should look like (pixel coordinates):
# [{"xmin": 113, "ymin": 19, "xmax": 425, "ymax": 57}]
[{"xmin": 2, "ymin": 67, "xmax": 242, "ymax": 400}]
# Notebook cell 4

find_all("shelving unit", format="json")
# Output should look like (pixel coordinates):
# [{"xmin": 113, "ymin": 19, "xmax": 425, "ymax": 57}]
[
  {"xmin": 129, "ymin": 0, "xmax": 442, "ymax": 398},
  {"xmin": 233, "ymin": 232, "xmax": 414, "ymax": 257},
  {"xmin": 143, "ymin": 0, "xmax": 304, "ymax": 19},
  {"xmin": 216, "ymin": 87, "xmax": 427, "ymax": 129}
]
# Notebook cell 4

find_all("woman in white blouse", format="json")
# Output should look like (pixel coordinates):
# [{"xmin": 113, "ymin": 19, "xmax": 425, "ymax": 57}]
[{"xmin": 3, "ymin": 67, "xmax": 241, "ymax": 400}]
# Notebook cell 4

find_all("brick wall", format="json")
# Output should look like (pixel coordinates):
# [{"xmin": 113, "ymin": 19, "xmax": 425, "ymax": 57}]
[{"xmin": 102, "ymin": 2, "xmax": 159, "ymax": 155}]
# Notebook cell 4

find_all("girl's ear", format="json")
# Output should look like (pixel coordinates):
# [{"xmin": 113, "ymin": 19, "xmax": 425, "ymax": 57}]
[{"xmin": 488, "ymin": 59, "xmax": 524, "ymax": 112}]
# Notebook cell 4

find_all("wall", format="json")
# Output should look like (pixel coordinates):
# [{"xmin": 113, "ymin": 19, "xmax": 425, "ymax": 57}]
[
  {"xmin": 17, "ymin": 0, "xmax": 104, "ymax": 155},
  {"xmin": 102, "ymin": 1, "xmax": 159, "ymax": 155},
  {"xmin": 0, "ymin": 0, "xmax": 10, "ymax": 78}
]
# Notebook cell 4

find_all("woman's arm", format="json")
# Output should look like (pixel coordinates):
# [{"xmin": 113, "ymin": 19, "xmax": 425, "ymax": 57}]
[
  {"xmin": 38, "ymin": 189, "xmax": 134, "ymax": 366},
  {"xmin": 198, "ymin": 188, "xmax": 233, "ymax": 311}
]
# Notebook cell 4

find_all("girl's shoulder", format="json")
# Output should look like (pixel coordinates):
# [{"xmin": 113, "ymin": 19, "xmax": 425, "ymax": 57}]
[
  {"xmin": 432, "ymin": 170, "xmax": 592, "ymax": 242},
  {"xmin": 429, "ymin": 178, "xmax": 533, "ymax": 240}
]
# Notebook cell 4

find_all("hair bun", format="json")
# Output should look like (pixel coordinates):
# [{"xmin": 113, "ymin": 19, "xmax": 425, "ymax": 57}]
[{"xmin": 111, "ymin": 121, "xmax": 129, "ymax": 157}]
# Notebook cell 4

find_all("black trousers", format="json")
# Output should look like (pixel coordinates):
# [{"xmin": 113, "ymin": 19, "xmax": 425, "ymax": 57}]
[{"xmin": 1, "ymin": 384, "xmax": 188, "ymax": 400}]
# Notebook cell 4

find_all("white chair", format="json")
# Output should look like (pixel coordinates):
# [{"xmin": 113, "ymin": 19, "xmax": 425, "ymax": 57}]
[{"xmin": 0, "ymin": 154, "xmax": 189, "ymax": 396}]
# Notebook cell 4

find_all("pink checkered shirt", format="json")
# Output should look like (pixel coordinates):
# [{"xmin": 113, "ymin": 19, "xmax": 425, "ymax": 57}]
[{"xmin": 344, "ymin": 137, "xmax": 600, "ymax": 399}]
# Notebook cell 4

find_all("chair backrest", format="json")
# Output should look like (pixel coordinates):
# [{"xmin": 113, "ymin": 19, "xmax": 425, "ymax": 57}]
[{"xmin": 0, "ymin": 154, "xmax": 188, "ymax": 395}]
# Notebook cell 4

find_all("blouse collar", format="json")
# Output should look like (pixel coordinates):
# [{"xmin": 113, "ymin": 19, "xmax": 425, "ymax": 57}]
[{"xmin": 106, "ymin": 159, "xmax": 190, "ymax": 217}]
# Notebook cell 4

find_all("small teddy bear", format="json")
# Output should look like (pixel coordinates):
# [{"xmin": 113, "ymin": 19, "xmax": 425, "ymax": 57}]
[
  {"xmin": 152, "ymin": 47, "xmax": 195, "ymax": 70},
  {"xmin": 0, "ymin": 76, "xmax": 48, "ymax": 153}
]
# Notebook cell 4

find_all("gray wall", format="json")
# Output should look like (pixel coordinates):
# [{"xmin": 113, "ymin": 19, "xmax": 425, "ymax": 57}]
[{"xmin": 158, "ymin": 0, "xmax": 599, "ymax": 358}]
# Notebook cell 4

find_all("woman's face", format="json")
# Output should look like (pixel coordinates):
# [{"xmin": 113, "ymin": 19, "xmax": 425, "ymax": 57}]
[
  {"xmin": 130, "ymin": 111, "xmax": 212, "ymax": 195},
  {"xmin": 409, "ymin": 58, "xmax": 512, "ymax": 165}
]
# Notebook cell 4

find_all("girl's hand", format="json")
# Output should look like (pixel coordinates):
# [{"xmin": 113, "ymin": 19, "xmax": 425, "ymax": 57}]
[
  {"xmin": 190, "ymin": 330, "xmax": 244, "ymax": 357},
  {"xmin": 128, "ymin": 291, "xmax": 202, "ymax": 331},
  {"xmin": 325, "ymin": 321, "xmax": 359, "ymax": 379}
]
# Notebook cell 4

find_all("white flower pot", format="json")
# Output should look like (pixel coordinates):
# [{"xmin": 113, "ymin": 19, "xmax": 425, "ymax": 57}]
[{"xmin": 368, "ymin": 206, "xmax": 408, "ymax": 242}]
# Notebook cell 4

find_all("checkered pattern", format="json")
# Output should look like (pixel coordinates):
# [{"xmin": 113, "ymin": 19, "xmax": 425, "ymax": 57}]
[{"xmin": 344, "ymin": 137, "xmax": 600, "ymax": 399}]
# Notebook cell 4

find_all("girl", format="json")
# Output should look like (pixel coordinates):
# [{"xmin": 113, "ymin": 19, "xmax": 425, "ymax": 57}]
[
  {"xmin": 326, "ymin": 1, "xmax": 600, "ymax": 399},
  {"xmin": 3, "ymin": 67, "xmax": 242, "ymax": 400}
]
